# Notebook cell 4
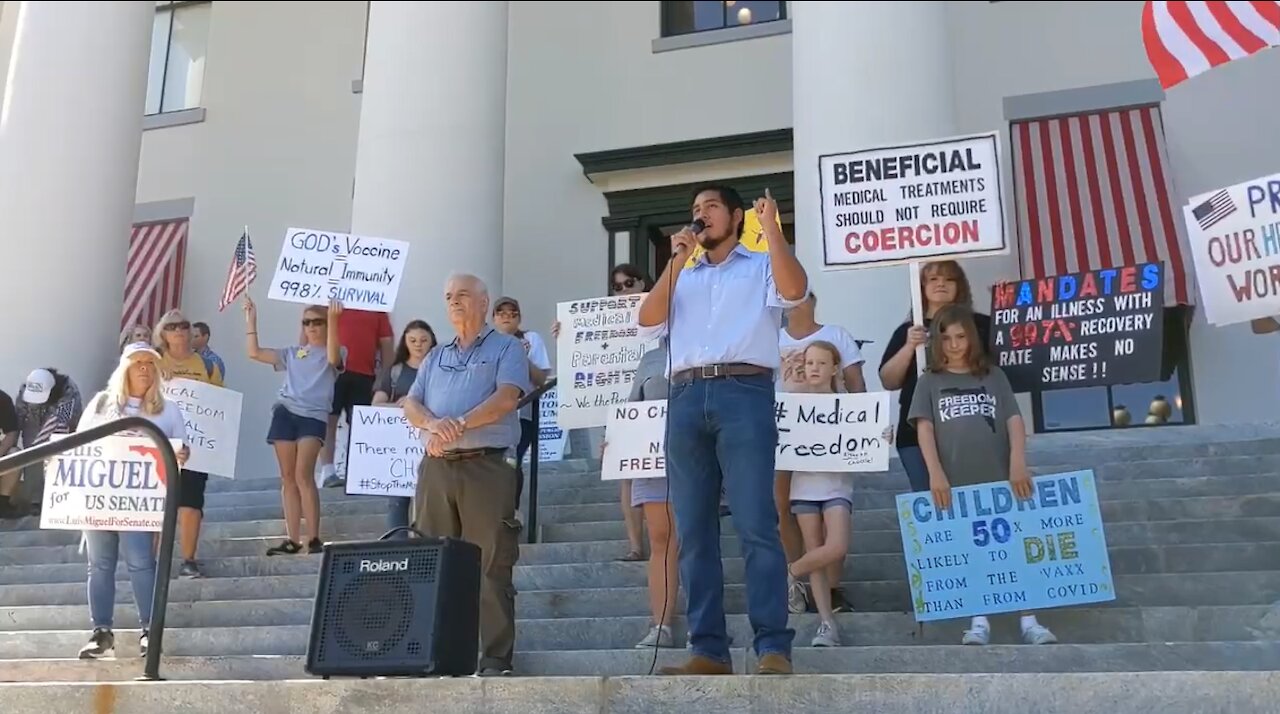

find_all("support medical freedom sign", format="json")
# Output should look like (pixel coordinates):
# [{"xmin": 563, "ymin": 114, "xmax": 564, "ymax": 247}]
[{"xmin": 896, "ymin": 470, "xmax": 1116, "ymax": 622}]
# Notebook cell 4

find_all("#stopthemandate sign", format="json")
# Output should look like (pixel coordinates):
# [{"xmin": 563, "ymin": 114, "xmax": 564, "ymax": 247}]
[
  {"xmin": 991, "ymin": 264, "xmax": 1164, "ymax": 393},
  {"xmin": 345, "ymin": 406, "xmax": 423, "ymax": 499},
  {"xmin": 1182, "ymin": 172, "xmax": 1280, "ymax": 326},
  {"xmin": 556, "ymin": 294, "xmax": 650, "ymax": 430},
  {"xmin": 268, "ymin": 227, "xmax": 409, "ymax": 312},
  {"xmin": 819, "ymin": 132, "xmax": 1007, "ymax": 269},
  {"xmin": 896, "ymin": 470, "xmax": 1115, "ymax": 622}
]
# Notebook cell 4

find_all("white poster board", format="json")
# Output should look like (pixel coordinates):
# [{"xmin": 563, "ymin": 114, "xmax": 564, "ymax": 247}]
[
  {"xmin": 601, "ymin": 401, "xmax": 667, "ymax": 481},
  {"xmin": 345, "ymin": 406, "xmax": 422, "ymax": 499},
  {"xmin": 268, "ymin": 227, "xmax": 409, "ymax": 312},
  {"xmin": 162, "ymin": 378, "xmax": 242, "ymax": 478},
  {"xmin": 1182, "ymin": 172, "xmax": 1280, "ymax": 326},
  {"xmin": 775, "ymin": 392, "xmax": 893, "ymax": 472},
  {"xmin": 41, "ymin": 436, "xmax": 184, "ymax": 532},
  {"xmin": 819, "ymin": 132, "xmax": 1007, "ymax": 269},
  {"xmin": 527, "ymin": 386, "xmax": 568, "ymax": 465},
  {"xmin": 555, "ymin": 294, "xmax": 650, "ymax": 429}
]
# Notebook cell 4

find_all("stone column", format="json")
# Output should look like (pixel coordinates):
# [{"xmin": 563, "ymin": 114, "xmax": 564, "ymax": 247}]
[
  {"xmin": 791, "ymin": 1, "xmax": 957, "ymax": 390},
  {"xmin": 0, "ymin": 1, "xmax": 153, "ymax": 390},
  {"xmin": 351, "ymin": 1, "xmax": 510, "ymax": 328}
]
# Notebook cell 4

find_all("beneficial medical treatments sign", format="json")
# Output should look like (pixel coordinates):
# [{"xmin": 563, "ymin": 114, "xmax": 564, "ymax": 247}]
[
  {"xmin": 345, "ymin": 406, "xmax": 423, "ymax": 499},
  {"xmin": 818, "ymin": 132, "xmax": 1007, "ymax": 269},
  {"xmin": 41, "ymin": 436, "xmax": 184, "ymax": 532},
  {"xmin": 775, "ymin": 392, "xmax": 892, "ymax": 472},
  {"xmin": 600, "ymin": 392, "xmax": 893, "ymax": 479},
  {"xmin": 991, "ymin": 264, "xmax": 1164, "ymax": 392},
  {"xmin": 268, "ymin": 227, "xmax": 410, "ymax": 312},
  {"xmin": 1183, "ymin": 172, "xmax": 1280, "ymax": 326},
  {"xmin": 556, "ymin": 294, "xmax": 649, "ymax": 429},
  {"xmin": 896, "ymin": 470, "xmax": 1115, "ymax": 622},
  {"xmin": 162, "ymin": 379, "xmax": 243, "ymax": 478}
]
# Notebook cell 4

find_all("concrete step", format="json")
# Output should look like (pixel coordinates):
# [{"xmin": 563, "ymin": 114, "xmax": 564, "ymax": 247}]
[
  {"xmin": 0, "ymin": 574, "xmax": 320, "ymax": 608},
  {"xmin": 541, "ymin": 493, "xmax": 1280, "ymax": 537},
  {"xmin": 520, "ymin": 517, "xmax": 1280, "ymax": 564},
  {"xmin": 5, "ymin": 669, "xmax": 1280, "ymax": 712},
  {"xmin": 0, "ymin": 514, "xmax": 386, "ymax": 548},
  {"xmin": 536, "ymin": 474, "xmax": 1280, "ymax": 508},
  {"xmin": 0, "ymin": 538, "xmax": 1274, "ymax": 589},
  {"xmin": 0, "ymin": 532, "xmax": 385, "ymax": 567}
]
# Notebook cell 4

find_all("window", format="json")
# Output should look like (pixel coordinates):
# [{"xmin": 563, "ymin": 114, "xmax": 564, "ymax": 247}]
[
  {"xmin": 661, "ymin": 1, "xmax": 786, "ymax": 37},
  {"xmin": 146, "ymin": 1, "xmax": 211, "ymax": 115}
]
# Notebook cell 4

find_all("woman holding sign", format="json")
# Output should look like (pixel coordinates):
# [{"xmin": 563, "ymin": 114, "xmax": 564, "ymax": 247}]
[
  {"xmin": 154, "ymin": 308, "xmax": 225, "ymax": 579},
  {"xmin": 908, "ymin": 305, "xmax": 1057, "ymax": 646},
  {"xmin": 372, "ymin": 319, "xmax": 437, "ymax": 535},
  {"xmin": 75, "ymin": 342, "xmax": 190, "ymax": 659},
  {"xmin": 879, "ymin": 261, "xmax": 992, "ymax": 493},
  {"xmin": 244, "ymin": 297, "xmax": 345, "ymax": 556}
]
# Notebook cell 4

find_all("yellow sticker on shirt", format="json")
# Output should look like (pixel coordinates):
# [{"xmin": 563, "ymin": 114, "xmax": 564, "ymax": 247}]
[{"xmin": 684, "ymin": 208, "xmax": 781, "ymax": 268}]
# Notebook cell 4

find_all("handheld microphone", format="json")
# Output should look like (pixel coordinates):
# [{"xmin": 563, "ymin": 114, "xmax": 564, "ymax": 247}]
[{"xmin": 688, "ymin": 218, "xmax": 706, "ymax": 234}]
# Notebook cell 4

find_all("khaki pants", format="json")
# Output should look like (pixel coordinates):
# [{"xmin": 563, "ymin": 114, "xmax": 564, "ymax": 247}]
[{"xmin": 414, "ymin": 453, "xmax": 521, "ymax": 671}]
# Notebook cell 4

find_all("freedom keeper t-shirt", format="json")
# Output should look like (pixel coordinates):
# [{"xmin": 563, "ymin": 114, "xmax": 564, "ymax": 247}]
[{"xmin": 907, "ymin": 367, "xmax": 1018, "ymax": 489}]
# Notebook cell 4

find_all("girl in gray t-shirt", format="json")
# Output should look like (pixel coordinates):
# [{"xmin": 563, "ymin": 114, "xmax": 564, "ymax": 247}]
[{"xmin": 907, "ymin": 305, "xmax": 1058, "ymax": 647}]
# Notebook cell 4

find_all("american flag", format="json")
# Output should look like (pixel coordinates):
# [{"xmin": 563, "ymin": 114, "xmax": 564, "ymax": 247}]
[
  {"xmin": 1142, "ymin": 1, "xmax": 1280, "ymax": 90},
  {"xmin": 1191, "ymin": 189, "xmax": 1238, "ymax": 230},
  {"xmin": 121, "ymin": 220, "xmax": 188, "ymax": 331},
  {"xmin": 218, "ymin": 231, "xmax": 257, "ymax": 311}
]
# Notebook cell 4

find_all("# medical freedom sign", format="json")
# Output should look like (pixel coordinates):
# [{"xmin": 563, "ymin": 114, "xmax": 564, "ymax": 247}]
[
  {"xmin": 268, "ymin": 227, "xmax": 409, "ymax": 312},
  {"xmin": 896, "ymin": 470, "xmax": 1115, "ymax": 622}
]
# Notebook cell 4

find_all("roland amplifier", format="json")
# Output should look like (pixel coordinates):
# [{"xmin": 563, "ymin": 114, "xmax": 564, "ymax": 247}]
[{"xmin": 305, "ymin": 533, "xmax": 481, "ymax": 677}]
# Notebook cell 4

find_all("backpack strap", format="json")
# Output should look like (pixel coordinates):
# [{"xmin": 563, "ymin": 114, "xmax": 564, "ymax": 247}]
[{"xmin": 389, "ymin": 363, "xmax": 404, "ymax": 400}]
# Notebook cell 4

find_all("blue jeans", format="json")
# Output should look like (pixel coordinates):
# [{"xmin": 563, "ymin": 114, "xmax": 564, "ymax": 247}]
[
  {"xmin": 387, "ymin": 496, "xmax": 412, "ymax": 538},
  {"xmin": 898, "ymin": 445, "xmax": 930, "ymax": 493},
  {"xmin": 667, "ymin": 373, "xmax": 794, "ymax": 662},
  {"xmin": 85, "ymin": 529, "xmax": 157, "ymax": 629}
]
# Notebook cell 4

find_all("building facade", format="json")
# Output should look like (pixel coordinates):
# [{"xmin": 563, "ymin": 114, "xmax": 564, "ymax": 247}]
[{"xmin": 0, "ymin": 0, "xmax": 1276, "ymax": 474}]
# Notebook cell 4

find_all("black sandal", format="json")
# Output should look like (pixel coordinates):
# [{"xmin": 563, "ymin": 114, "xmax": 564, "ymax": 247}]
[
  {"xmin": 307, "ymin": 538, "xmax": 324, "ymax": 555},
  {"xmin": 266, "ymin": 539, "xmax": 301, "ymax": 556}
]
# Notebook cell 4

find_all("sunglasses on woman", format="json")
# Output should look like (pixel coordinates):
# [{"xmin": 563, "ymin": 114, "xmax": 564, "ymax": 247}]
[
  {"xmin": 612, "ymin": 277, "xmax": 639, "ymax": 292},
  {"xmin": 302, "ymin": 318, "xmax": 327, "ymax": 327},
  {"xmin": 163, "ymin": 321, "xmax": 191, "ymax": 331}
]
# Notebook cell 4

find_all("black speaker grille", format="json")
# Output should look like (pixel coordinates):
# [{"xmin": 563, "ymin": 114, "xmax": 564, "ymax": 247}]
[{"xmin": 315, "ymin": 547, "xmax": 441, "ymax": 663}]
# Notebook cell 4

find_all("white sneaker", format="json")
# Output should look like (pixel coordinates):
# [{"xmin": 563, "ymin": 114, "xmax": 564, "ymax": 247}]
[
  {"xmin": 811, "ymin": 620, "xmax": 841, "ymax": 647},
  {"xmin": 1022, "ymin": 623, "xmax": 1058, "ymax": 645},
  {"xmin": 787, "ymin": 577, "xmax": 808, "ymax": 614},
  {"xmin": 961, "ymin": 621, "xmax": 991, "ymax": 645},
  {"xmin": 635, "ymin": 624, "xmax": 675, "ymax": 648}
]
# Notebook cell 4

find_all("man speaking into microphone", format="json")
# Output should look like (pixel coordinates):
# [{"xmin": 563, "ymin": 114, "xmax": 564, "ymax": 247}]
[{"xmin": 636, "ymin": 184, "xmax": 807, "ymax": 675}]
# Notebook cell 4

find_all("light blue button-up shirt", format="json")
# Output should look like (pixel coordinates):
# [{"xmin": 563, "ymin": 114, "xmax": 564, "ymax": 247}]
[
  {"xmin": 407, "ymin": 324, "xmax": 531, "ymax": 451},
  {"xmin": 637, "ymin": 245, "xmax": 805, "ymax": 375}
]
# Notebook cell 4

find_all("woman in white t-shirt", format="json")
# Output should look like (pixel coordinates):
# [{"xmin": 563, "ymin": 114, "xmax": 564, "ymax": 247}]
[
  {"xmin": 493, "ymin": 296, "xmax": 551, "ymax": 513},
  {"xmin": 75, "ymin": 342, "xmax": 190, "ymax": 660},
  {"xmin": 776, "ymin": 291, "xmax": 864, "ymax": 614}
]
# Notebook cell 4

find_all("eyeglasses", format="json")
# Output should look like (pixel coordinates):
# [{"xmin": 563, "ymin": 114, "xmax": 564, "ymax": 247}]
[
  {"xmin": 495, "ymin": 309, "xmax": 520, "ymax": 318},
  {"xmin": 301, "ymin": 318, "xmax": 327, "ymax": 327},
  {"xmin": 612, "ymin": 277, "xmax": 639, "ymax": 292},
  {"xmin": 439, "ymin": 330, "xmax": 492, "ymax": 372},
  {"xmin": 163, "ymin": 321, "xmax": 191, "ymax": 331}
]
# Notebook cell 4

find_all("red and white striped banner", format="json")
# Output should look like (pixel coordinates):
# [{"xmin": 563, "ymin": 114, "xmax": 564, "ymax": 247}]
[
  {"xmin": 1011, "ymin": 105, "xmax": 1192, "ymax": 306},
  {"xmin": 121, "ymin": 220, "xmax": 188, "ymax": 331},
  {"xmin": 1142, "ymin": 1, "xmax": 1280, "ymax": 90}
]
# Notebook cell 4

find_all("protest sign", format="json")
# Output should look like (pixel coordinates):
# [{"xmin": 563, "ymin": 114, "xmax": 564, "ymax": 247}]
[
  {"xmin": 601, "ymin": 401, "xmax": 667, "ymax": 480},
  {"xmin": 162, "ymin": 378, "xmax": 242, "ymax": 478},
  {"xmin": 896, "ymin": 470, "xmax": 1115, "ymax": 622},
  {"xmin": 527, "ymin": 386, "xmax": 568, "ymax": 465},
  {"xmin": 268, "ymin": 227, "xmax": 409, "ymax": 312},
  {"xmin": 556, "ymin": 294, "xmax": 649, "ymax": 429},
  {"xmin": 991, "ymin": 263, "xmax": 1164, "ymax": 392},
  {"xmin": 41, "ymin": 436, "xmax": 184, "ymax": 532},
  {"xmin": 345, "ymin": 406, "xmax": 422, "ymax": 499},
  {"xmin": 819, "ymin": 132, "xmax": 1007, "ymax": 269},
  {"xmin": 1182, "ymin": 172, "xmax": 1280, "ymax": 326},
  {"xmin": 775, "ymin": 392, "xmax": 892, "ymax": 472}
]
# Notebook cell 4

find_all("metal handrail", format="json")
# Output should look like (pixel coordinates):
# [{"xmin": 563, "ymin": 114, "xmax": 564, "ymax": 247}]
[
  {"xmin": 516, "ymin": 377, "xmax": 556, "ymax": 544},
  {"xmin": 0, "ymin": 416, "xmax": 182, "ymax": 681}
]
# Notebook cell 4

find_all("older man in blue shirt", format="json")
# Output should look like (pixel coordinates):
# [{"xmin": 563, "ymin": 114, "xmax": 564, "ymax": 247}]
[
  {"xmin": 403, "ymin": 273, "xmax": 530, "ymax": 677},
  {"xmin": 637, "ymin": 184, "xmax": 808, "ymax": 675}
]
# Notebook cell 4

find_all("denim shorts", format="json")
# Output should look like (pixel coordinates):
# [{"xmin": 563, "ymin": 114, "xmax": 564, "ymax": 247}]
[
  {"xmin": 266, "ymin": 405, "xmax": 327, "ymax": 444},
  {"xmin": 791, "ymin": 497, "xmax": 853, "ymax": 515}
]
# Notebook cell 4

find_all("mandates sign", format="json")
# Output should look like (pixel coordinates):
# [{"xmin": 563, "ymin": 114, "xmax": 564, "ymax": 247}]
[{"xmin": 819, "ymin": 132, "xmax": 1008, "ymax": 269}]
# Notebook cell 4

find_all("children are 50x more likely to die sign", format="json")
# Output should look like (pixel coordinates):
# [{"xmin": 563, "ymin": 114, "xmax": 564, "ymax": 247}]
[
  {"xmin": 896, "ymin": 470, "xmax": 1115, "ymax": 622},
  {"xmin": 818, "ymin": 132, "xmax": 1007, "ymax": 269},
  {"xmin": 268, "ymin": 227, "xmax": 409, "ymax": 312}
]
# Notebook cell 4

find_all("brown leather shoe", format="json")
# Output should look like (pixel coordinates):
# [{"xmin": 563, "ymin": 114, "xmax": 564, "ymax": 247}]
[
  {"xmin": 756, "ymin": 653, "xmax": 793, "ymax": 675},
  {"xmin": 657, "ymin": 655, "xmax": 733, "ymax": 675}
]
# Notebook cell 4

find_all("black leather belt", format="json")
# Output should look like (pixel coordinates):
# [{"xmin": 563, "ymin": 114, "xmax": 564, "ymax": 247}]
[
  {"xmin": 435, "ymin": 447, "xmax": 506, "ymax": 462},
  {"xmin": 671, "ymin": 362, "xmax": 771, "ymax": 386}
]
